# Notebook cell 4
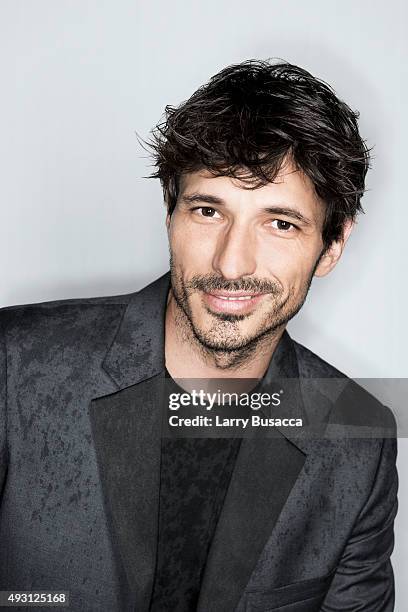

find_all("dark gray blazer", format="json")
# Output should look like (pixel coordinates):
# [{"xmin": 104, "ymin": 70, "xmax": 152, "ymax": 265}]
[{"xmin": 0, "ymin": 273, "xmax": 398, "ymax": 611}]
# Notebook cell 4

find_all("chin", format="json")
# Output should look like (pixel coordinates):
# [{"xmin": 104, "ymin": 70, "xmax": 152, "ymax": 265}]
[{"xmin": 191, "ymin": 319, "xmax": 260, "ymax": 353}]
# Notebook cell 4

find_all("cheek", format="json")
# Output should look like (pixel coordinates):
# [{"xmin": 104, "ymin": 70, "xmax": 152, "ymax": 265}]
[
  {"xmin": 259, "ymin": 240, "xmax": 318, "ymax": 289},
  {"xmin": 169, "ymin": 216, "xmax": 218, "ymax": 271}
]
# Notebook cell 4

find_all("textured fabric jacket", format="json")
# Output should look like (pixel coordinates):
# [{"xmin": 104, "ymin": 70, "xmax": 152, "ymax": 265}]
[{"xmin": 0, "ymin": 272, "xmax": 398, "ymax": 611}]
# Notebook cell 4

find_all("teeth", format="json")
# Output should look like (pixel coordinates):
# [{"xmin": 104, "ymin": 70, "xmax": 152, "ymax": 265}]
[{"xmin": 217, "ymin": 295, "xmax": 253, "ymax": 301}]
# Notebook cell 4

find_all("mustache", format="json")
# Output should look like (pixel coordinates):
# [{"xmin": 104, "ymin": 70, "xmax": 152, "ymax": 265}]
[{"xmin": 185, "ymin": 274, "xmax": 282, "ymax": 295}]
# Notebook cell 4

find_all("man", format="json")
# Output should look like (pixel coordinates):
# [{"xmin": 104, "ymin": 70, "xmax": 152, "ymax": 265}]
[{"xmin": 0, "ymin": 60, "xmax": 398, "ymax": 611}]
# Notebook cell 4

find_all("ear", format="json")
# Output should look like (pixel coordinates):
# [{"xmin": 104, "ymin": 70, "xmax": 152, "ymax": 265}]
[{"xmin": 314, "ymin": 219, "xmax": 354, "ymax": 278}]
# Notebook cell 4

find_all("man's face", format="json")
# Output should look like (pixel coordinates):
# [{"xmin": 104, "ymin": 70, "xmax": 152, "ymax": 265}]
[{"xmin": 167, "ymin": 162, "xmax": 342, "ymax": 353}]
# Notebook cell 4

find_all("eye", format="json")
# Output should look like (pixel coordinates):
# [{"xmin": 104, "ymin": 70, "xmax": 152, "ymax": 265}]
[
  {"xmin": 193, "ymin": 206, "xmax": 221, "ymax": 218},
  {"xmin": 270, "ymin": 219, "xmax": 295, "ymax": 232}
]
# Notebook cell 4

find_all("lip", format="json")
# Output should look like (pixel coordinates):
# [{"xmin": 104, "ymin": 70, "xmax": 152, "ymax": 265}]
[{"xmin": 202, "ymin": 290, "xmax": 265, "ymax": 314}]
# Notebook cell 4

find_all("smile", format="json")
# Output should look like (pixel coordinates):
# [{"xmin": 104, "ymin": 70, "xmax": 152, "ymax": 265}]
[{"xmin": 202, "ymin": 291, "xmax": 264, "ymax": 314}]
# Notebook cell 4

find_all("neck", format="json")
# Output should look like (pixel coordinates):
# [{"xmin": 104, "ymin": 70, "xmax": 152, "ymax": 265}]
[{"xmin": 164, "ymin": 291, "xmax": 285, "ymax": 379}]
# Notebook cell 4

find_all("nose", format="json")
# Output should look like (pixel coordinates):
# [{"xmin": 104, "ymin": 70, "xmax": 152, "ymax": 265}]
[{"xmin": 212, "ymin": 222, "xmax": 256, "ymax": 280}]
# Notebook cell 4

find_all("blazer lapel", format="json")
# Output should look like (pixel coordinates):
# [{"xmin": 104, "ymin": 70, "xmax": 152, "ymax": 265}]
[
  {"xmin": 196, "ymin": 432, "xmax": 306, "ymax": 612},
  {"xmin": 89, "ymin": 273, "xmax": 171, "ymax": 612},
  {"xmin": 101, "ymin": 272, "xmax": 171, "ymax": 390}
]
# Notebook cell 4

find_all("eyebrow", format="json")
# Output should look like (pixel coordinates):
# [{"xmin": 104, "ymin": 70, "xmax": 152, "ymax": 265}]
[
  {"xmin": 263, "ymin": 206, "xmax": 313, "ymax": 226},
  {"xmin": 181, "ymin": 193, "xmax": 224, "ymax": 205},
  {"xmin": 180, "ymin": 193, "xmax": 313, "ymax": 226}
]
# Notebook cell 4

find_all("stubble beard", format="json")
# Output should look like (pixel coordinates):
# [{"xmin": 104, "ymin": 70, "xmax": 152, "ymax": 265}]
[{"xmin": 169, "ymin": 256, "xmax": 315, "ymax": 370}]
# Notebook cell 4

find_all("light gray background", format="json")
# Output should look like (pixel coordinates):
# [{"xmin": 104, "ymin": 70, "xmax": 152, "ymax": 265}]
[{"xmin": 1, "ymin": 0, "xmax": 407, "ymax": 607}]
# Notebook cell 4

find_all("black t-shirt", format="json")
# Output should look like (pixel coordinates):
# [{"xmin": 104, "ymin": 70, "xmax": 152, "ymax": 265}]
[{"xmin": 149, "ymin": 373, "xmax": 242, "ymax": 612}]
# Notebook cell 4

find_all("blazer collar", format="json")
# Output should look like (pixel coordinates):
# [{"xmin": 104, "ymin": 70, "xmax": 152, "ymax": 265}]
[{"xmin": 102, "ymin": 272, "xmax": 171, "ymax": 389}]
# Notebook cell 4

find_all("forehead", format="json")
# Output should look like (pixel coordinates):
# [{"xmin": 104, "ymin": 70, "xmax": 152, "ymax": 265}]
[{"xmin": 178, "ymin": 164, "xmax": 325, "ymax": 223}]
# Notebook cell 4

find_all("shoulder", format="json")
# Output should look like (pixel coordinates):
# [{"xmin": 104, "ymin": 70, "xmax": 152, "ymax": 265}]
[
  {"xmin": 291, "ymin": 336, "xmax": 396, "ymax": 434},
  {"xmin": 291, "ymin": 337, "xmax": 346, "ymax": 379},
  {"xmin": 0, "ymin": 291, "xmax": 136, "ymax": 350}
]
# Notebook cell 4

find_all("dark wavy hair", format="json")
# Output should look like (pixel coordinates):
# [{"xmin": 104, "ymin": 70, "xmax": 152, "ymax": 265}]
[{"xmin": 148, "ymin": 59, "xmax": 371, "ymax": 247}]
